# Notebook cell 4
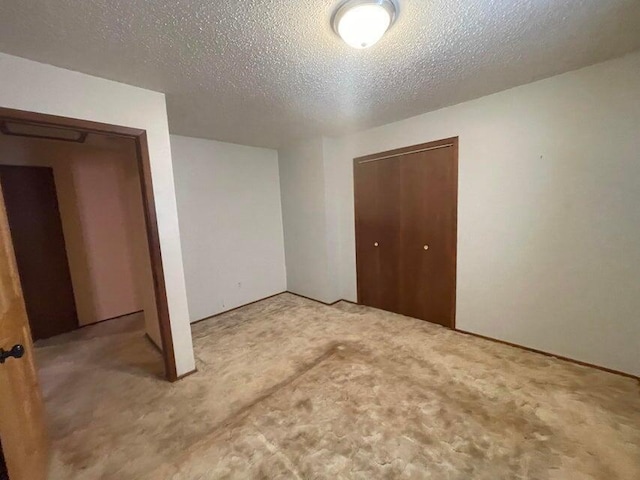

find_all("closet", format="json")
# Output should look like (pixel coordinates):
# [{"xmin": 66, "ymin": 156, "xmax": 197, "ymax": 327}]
[{"xmin": 354, "ymin": 137, "xmax": 458, "ymax": 327}]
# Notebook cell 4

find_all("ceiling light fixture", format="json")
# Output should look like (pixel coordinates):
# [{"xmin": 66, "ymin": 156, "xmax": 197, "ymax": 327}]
[{"xmin": 332, "ymin": 0, "xmax": 399, "ymax": 49}]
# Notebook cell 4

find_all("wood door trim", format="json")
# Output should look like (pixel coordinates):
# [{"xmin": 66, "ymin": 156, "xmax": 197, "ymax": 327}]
[
  {"xmin": 356, "ymin": 143, "xmax": 454, "ymax": 164},
  {"xmin": 0, "ymin": 107, "xmax": 179, "ymax": 382},
  {"xmin": 354, "ymin": 137, "xmax": 458, "ymax": 164},
  {"xmin": 353, "ymin": 163, "xmax": 361, "ymax": 308},
  {"xmin": 450, "ymin": 139, "xmax": 459, "ymax": 329},
  {"xmin": 353, "ymin": 137, "xmax": 459, "ymax": 329}
]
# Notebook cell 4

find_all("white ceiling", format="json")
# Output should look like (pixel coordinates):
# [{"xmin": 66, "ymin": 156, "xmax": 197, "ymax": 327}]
[{"xmin": 0, "ymin": 0, "xmax": 639, "ymax": 149}]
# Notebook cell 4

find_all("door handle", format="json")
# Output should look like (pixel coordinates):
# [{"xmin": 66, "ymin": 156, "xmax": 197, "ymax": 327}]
[{"xmin": 0, "ymin": 344, "xmax": 25, "ymax": 364}]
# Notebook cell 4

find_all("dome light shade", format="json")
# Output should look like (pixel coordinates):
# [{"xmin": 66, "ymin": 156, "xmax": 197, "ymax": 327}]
[{"xmin": 332, "ymin": 0, "xmax": 399, "ymax": 49}]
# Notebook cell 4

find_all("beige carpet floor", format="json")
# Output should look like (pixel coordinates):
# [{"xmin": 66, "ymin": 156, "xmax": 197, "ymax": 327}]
[{"xmin": 35, "ymin": 293, "xmax": 639, "ymax": 479}]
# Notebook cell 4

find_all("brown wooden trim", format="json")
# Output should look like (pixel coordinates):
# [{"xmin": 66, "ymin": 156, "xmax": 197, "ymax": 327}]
[
  {"xmin": 134, "ymin": 132, "xmax": 177, "ymax": 381},
  {"xmin": 0, "ymin": 107, "xmax": 145, "ymax": 138},
  {"xmin": 354, "ymin": 137, "xmax": 459, "ymax": 163},
  {"xmin": 450, "ymin": 138, "xmax": 459, "ymax": 329},
  {"xmin": 337, "ymin": 299, "xmax": 358, "ymax": 306},
  {"xmin": 286, "ymin": 291, "xmax": 361, "ymax": 307},
  {"xmin": 353, "ymin": 160, "xmax": 362, "ymax": 306},
  {"xmin": 191, "ymin": 291, "xmax": 288, "ymax": 325},
  {"xmin": 456, "ymin": 329, "xmax": 639, "ymax": 381},
  {"xmin": 286, "ymin": 291, "xmax": 344, "ymax": 306},
  {"xmin": 191, "ymin": 292, "xmax": 360, "ymax": 327},
  {"xmin": 174, "ymin": 369, "xmax": 198, "ymax": 381},
  {"xmin": 0, "ymin": 107, "xmax": 178, "ymax": 382}
]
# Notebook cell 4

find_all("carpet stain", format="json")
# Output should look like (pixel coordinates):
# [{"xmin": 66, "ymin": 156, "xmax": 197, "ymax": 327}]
[{"xmin": 36, "ymin": 294, "xmax": 640, "ymax": 479}]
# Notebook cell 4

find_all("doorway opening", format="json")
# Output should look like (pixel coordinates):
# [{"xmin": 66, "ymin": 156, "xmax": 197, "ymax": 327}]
[{"xmin": 0, "ymin": 107, "xmax": 178, "ymax": 381}]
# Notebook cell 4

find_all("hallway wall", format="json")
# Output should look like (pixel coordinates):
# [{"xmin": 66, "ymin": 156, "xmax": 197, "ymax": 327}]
[{"xmin": 0, "ymin": 134, "xmax": 156, "ymax": 328}]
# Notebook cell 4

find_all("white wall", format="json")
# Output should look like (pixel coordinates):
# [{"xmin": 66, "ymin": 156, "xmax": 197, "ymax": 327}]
[
  {"xmin": 289, "ymin": 52, "xmax": 640, "ymax": 376},
  {"xmin": 171, "ymin": 135, "xmax": 287, "ymax": 321},
  {"xmin": 0, "ymin": 53, "xmax": 195, "ymax": 375},
  {"xmin": 278, "ymin": 138, "xmax": 337, "ymax": 303}
]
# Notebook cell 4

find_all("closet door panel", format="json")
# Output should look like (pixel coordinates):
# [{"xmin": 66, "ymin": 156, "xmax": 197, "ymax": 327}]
[
  {"xmin": 354, "ymin": 161, "xmax": 380, "ymax": 308},
  {"xmin": 354, "ymin": 158, "xmax": 401, "ymax": 311},
  {"xmin": 398, "ymin": 146, "xmax": 457, "ymax": 326}
]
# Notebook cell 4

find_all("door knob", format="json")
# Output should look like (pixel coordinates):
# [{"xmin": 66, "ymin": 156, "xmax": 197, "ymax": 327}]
[
  {"xmin": 0, "ymin": 344, "xmax": 25, "ymax": 364},
  {"xmin": 374, "ymin": 242, "xmax": 379, "ymax": 247},
  {"xmin": 423, "ymin": 245, "xmax": 429, "ymax": 250}
]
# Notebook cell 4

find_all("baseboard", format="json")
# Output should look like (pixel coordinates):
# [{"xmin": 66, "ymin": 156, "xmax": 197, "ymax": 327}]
[
  {"xmin": 286, "ymin": 291, "xmax": 357, "ymax": 306},
  {"xmin": 190, "ymin": 291, "xmax": 287, "ymax": 325},
  {"xmin": 285, "ymin": 291, "xmax": 339, "ymax": 306},
  {"xmin": 79, "ymin": 309, "xmax": 144, "ymax": 329},
  {"xmin": 185, "ymin": 292, "xmax": 637, "ymax": 381},
  {"xmin": 287, "ymin": 293, "xmax": 637, "ymax": 380},
  {"xmin": 173, "ymin": 368, "xmax": 198, "ymax": 382},
  {"xmin": 190, "ymin": 292, "xmax": 358, "ymax": 327},
  {"xmin": 455, "ymin": 329, "xmax": 639, "ymax": 381},
  {"xmin": 338, "ymin": 299, "xmax": 359, "ymax": 306},
  {"xmin": 144, "ymin": 333, "xmax": 195, "ymax": 382}
]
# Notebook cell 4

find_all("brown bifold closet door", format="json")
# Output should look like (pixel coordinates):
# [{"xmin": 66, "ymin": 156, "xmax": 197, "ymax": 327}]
[
  {"xmin": 354, "ymin": 156, "xmax": 402, "ymax": 313},
  {"xmin": 354, "ymin": 138, "xmax": 458, "ymax": 328}
]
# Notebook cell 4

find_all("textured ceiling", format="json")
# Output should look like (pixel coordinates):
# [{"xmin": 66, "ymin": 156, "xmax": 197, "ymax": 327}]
[{"xmin": 0, "ymin": 0, "xmax": 639, "ymax": 148}]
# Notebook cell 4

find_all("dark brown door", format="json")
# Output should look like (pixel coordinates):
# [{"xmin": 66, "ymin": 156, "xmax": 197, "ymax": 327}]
[
  {"xmin": 355, "ymin": 157, "xmax": 402, "ymax": 313},
  {"xmin": 1, "ymin": 441, "xmax": 9, "ymax": 480},
  {"xmin": 0, "ymin": 166, "xmax": 78, "ymax": 340},
  {"xmin": 354, "ymin": 138, "xmax": 458, "ymax": 328}
]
